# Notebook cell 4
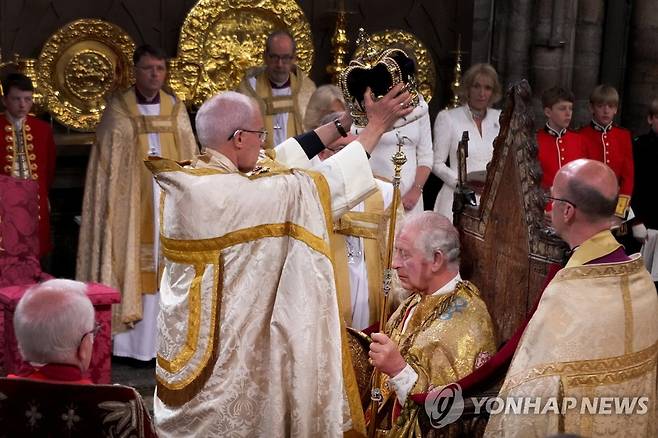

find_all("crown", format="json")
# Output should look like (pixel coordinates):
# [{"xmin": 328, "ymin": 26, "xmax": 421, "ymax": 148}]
[{"xmin": 339, "ymin": 29, "xmax": 420, "ymax": 127}]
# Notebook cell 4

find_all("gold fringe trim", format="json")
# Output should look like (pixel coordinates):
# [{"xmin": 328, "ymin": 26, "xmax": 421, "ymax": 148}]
[
  {"xmin": 621, "ymin": 273, "xmax": 634, "ymax": 354},
  {"xmin": 157, "ymin": 264, "xmax": 204, "ymax": 373},
  {"xmin": 503, "ymin": 341, "xmax": 658, "ymax": 392},
  {"xmin": 160, "ymin": 222, "xmax": 330, "ymax": 264},
  {"xmin": 557, "ymin": 256, "xmax": 645, "ymax": 281},
  {"xmin": 156, "ymin": 260, "xmax": 224, "ymax": 406}
]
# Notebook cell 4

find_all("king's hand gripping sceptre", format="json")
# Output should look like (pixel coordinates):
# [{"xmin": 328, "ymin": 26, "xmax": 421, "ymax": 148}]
[{"xmin": 367, "ymin": 133, "xmax": 407, "ymax": 437}]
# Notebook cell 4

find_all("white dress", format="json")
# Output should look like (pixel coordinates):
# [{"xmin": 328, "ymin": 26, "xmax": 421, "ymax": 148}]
[
  {"xmin": 353, "ymin": 96, "xmax": 433, "ymax": 215},
  {"xmin": 432, "ymin": 104, "xmax": 501, "ymax": 220}
]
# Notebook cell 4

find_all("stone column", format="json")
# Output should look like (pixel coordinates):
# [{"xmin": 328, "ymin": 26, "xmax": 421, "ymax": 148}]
[
  {"xmin": 624, "ymin": 0, "xmax": 658, "ymax": 135},
  {"xmin": 492, "ymin": 0, "xmax": 534, "ymax": 89},
  {"xmin": 472, "ymin": 0, "xmax": 495, "ymax": 63},
  {"xmin": 529, "ymin": 0, "xmax": 578, "ymax": 124},
  {"xmin": 572, "ymin": 0, "xmax": 605, "ymax": 128}
]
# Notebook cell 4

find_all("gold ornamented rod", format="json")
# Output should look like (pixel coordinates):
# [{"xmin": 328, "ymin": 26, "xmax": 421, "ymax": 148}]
[
  {"xmin": 367, "ymin": 133, "xmax": 407, "ymax": 438},
  {"xmin": 447, "ymin": 34, "xmax": 467, "ymax": 109},
  {"xmin": 326, "ymin": 5, "xmax": 349, "ymax": 84}
]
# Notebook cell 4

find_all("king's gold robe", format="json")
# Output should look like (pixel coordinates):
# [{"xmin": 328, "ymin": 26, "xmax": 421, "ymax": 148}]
[
  {"xmin": 151, "ymin": 139, "xmax": 380, "ymax": 437},
  {"xmin": 375, "ymin": 280, "xmax": 496, "ymax": 437},
  {"xmin": 485, "ymin": 231, "xmax": 658, "ymax": 438},
  {"xmin": 76, "ymin": 87, "xmax": 197, "ymax": 330}
]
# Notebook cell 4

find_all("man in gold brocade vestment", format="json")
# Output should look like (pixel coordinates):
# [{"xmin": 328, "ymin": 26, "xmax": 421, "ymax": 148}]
[
  {"xmin": 485, "ymin": 159, "xmax": 658, "ymax": 438},
  {"xmin": 150, "ymin": 87, "xmax": 415, "ymax": 437},
  {"xmin": 369, "ymin": 212, "xmax": 496, "ymax": 436},
  {"xmin": 76, "ymin": 45, "xmax": 197, "ymax": 360},
  {"xmin": 237, "ymin": 30, "xmax": 316, "ymax": 148}
]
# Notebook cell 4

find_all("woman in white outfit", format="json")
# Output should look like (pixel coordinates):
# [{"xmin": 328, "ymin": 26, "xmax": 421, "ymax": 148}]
[
  {"xmin": 355, "ymin": 95, "xmax": 433, "ymax": 215},
  {"xmin": 432, "ymin": 63, "xmax": 502, "ymax": 220}
]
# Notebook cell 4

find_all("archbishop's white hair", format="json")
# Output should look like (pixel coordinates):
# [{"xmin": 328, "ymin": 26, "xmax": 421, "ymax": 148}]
[
  {"xmin": 399, "ymin": 211, "xmax": 461, "ymax": 270},
  {"xmin": 195, "ymin": 91, "xmax": 259, "ymax": 150},
  {"xmin": 13, "ymin": 279, "xmax": 94, "ymax": 365}
]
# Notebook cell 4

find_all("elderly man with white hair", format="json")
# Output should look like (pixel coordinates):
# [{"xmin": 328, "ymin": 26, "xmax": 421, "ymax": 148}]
[
  {"xmin": 9, "ymin": 279, "xmax": 97, "ymax": 384},
  {"xmin": 367, "ymin": 211, "xmax": 496, "ymax": 435},
  {"xmin": 149, "ymin": 85, "xmax": 413, "ymax": 437}
]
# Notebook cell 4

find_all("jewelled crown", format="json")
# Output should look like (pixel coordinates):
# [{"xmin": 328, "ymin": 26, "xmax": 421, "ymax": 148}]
[{"xmin": 339, "ymin": 28, "xmax": 420, "ymax": 127}]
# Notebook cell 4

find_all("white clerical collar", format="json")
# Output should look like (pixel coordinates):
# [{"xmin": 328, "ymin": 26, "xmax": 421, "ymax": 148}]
[{"xmin": 430, "ymin": 272, "xmax": 462, "ymax": 296}]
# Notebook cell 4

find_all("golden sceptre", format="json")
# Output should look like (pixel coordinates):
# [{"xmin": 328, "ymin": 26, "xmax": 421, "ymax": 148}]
[{"xmin": 367, "ymin": 133, "xmax": 407, "ymax": 438}]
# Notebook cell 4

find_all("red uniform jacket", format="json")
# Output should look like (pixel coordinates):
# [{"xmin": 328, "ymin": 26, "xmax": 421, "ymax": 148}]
[
  {"xmin": 1, "ymin": 113, "xmax": 56, "ymax": 256},
  {"xmin": 579, "ymin": 121, "xmax": 633, "ymax": 216},
  {"xmin": 537, "ymin": 125, "xmax": 589, "ymax": 189}
]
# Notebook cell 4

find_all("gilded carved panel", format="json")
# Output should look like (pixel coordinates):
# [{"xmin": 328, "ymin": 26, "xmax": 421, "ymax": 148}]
[
  {"xmin": 37, "ymin": 19, "xmax": 135, "ymax": 132},
  {"xmin": 169, "ymin": 0, "xmax": 314, "ymax": 107},
  {"xmin": 1, "ymin": 1, "xmax": 457, "ymax": 130}
]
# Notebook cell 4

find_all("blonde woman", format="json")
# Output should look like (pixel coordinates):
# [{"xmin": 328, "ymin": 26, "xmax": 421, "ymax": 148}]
[
  {"xmin": 432, "ymin": 63, "xmax": 502, "ymax": 220},
  {"xmin": 303, "ymin": 84, "xmax": 346, "ymax": 130}
]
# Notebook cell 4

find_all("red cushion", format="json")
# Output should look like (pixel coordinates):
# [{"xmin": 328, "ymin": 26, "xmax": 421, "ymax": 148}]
[
  {"xmin": 0, "ymin": 175, "xmax": 45, "ymax": 287},
  {"xmin": 0, "ymin": 175, "xmax": 40, "ymax": 257}
]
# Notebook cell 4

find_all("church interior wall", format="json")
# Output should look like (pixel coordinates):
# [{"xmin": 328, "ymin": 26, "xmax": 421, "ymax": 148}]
[{"xmin": 0, "ymin": 0, "xmax": 655, "ymax": 278}]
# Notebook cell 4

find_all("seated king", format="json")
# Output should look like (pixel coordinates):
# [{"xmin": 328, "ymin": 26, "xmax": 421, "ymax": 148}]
[{"xmin": 368, "ymin": 211, "xmax": 497, "ymax": 435}]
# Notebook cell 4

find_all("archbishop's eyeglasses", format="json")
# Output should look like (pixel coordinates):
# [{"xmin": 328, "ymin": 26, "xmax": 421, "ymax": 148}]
[
  {"xmin": 545, "ymin": 195, "xmax": 577, "ymax": 209},
  {"xmin": 80, "ymin": 321, "xmax": 102, "ymax": 345},
  {"xmin": 227, "ymin": 129, "xmax": 268, "ymax": 143}
]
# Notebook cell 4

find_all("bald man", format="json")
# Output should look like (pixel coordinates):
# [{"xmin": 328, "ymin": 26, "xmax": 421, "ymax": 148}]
[{"xmin": 485, "ymin": 159, "xmax": 658, "ymax": 438}]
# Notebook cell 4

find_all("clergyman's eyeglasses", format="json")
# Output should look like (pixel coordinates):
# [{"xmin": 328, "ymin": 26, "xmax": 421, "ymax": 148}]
[
  {"xmin": 545, "ymin": 195, "xmax": 577, "ymax": 209},
  {"xmin": 227, "ymin": 129, "xmax": 268, "ymax": 142}
]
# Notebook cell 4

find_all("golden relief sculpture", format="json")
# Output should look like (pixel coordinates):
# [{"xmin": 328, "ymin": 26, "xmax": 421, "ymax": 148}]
[
  {"xmin": 169, "ymin": 0, "xmax": 314, "ymax": 107},
  {"xmin": 326, "ymin": 2, "xmax": 350, "ymax": 85},
  {"xmin": 4, "ymin": 6, "xmax": 440, "ymax": 134},
  {"xmin": 353, "ymin": 29, "xmax": 436, "ymax": 103},
  {"xmin": 37, "ymin": 19, "xmax": 135, "ymax": 132}
]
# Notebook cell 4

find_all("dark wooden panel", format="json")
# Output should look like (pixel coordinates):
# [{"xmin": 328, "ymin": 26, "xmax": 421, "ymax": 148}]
[{"xmin": 455, "ymin": 80, "xmax": 568, "ymax": 342}]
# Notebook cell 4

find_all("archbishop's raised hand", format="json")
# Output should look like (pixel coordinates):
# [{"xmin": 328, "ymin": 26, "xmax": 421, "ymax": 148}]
[
  {"xmin": 364, "ymin": 84, "xmax": 414, "ymax": 134},
  {"xmin": 357, "ymin": 84, "xmax": 413, "ymax": 154}
]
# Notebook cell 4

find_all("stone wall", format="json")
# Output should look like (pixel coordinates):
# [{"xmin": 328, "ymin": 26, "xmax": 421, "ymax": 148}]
[
  {"xmin": 475, "ymin": 0, "xmax": 658, "ymax": 136},
  {"xmin": 625, "ymin": 0, "xmax": 658, "ymax": 135}
]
